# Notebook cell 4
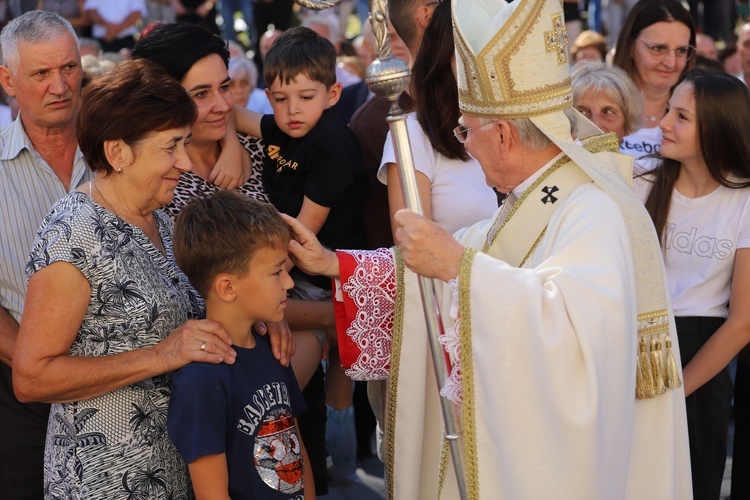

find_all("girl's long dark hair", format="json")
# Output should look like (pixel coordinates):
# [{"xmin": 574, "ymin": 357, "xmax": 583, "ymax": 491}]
[
  {"xmin": 644, "ymin": 69, "xmax": 750, "ymax": 246},
  {"xmin": 411, "ymin": 0, "xmax": 469, "ymax": 161}
]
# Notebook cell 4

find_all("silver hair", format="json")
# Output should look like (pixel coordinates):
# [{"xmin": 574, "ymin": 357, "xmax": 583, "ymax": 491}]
[
  {"xmin": 571, "ymin": 61, "xmax": 643, "ymax": 136},
  {"xmin": 78, "ymin": 37, "xmax": 102, "ymax": 54},
  {"xmin": 302, "ymin": 12, "xmax": 341, "ymax": 44},
  {"xmin": 228, "ymin": 57, "xmax": 259, "ymax": 88},
  {"xmin": 1, "ymin": 10, "xmax": 77, "ymax": 71},
  {"xmin": 479, "ymin": 107, "xmax": 578, "ymax": 151}
]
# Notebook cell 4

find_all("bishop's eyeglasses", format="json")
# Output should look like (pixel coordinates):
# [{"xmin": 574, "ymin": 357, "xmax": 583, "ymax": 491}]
[{"xmin": 452, "ymin": 122, "xmax": 497, "ymax": 144}]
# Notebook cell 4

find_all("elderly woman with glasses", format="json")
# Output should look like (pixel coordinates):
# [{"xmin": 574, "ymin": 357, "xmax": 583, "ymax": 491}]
[{"xmin": 613, "ymin": 0, "xmax": 696, "ymax": 162}]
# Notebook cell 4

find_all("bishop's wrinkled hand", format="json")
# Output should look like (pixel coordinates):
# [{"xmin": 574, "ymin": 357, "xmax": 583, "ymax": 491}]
[
  {"xmin": 282, "ymin": 214, "xmax": 341, "ymax": 278},
  {"xmin": 393, "ymin": 209, "xmax": 465, "ymax": 282}
]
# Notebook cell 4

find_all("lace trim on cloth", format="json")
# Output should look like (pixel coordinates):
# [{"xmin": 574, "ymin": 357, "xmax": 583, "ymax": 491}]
[
  {"xmin": 339, "ymin": 248, "xmax": 396, "ymax": 380},
  {"xmin": 440, "ymin": 278, "xmax": 463, "ymax": 404}
]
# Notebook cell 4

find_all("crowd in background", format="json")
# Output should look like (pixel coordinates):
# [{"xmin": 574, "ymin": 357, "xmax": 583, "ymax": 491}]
[
  {"xmin": 3, "ymin": 0, "xmax": 750, "ymax": 498},
  {"xmin": 1, "ymin": 1, "xmax": 742, "ymax": 130},
  {"xmin": 0, "ymin": 0, "xmax": 386, "ymax": 127}
]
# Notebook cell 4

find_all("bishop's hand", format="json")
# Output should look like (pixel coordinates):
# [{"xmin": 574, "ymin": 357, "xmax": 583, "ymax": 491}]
[
  {"xmin": 282, "ymin": 214, "xmax": 341, "ymax": 278},
  {"xmin": 393, "ymin": 209, "xmax": 465, "ymax": 282}
]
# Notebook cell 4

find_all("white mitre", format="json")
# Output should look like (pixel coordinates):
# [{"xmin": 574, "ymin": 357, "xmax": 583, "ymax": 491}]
[
  {"xmin": 452, "ymin": 0, "xmax": 606, "ymax": 155},
  {"xmin": 453, "ymin": 0, "xmax": 571, "ymax": 118}
]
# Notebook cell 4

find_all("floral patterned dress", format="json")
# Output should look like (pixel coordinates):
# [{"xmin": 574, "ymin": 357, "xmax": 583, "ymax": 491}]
[{"xmin": 26, "ymin": 192, "xmax": 204, "ymax": 500}]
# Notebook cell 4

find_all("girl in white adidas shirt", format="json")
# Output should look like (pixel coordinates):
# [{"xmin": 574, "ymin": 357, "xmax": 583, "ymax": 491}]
[{"xmin": 634, "ymin": 69, "xmax": 750, "ymax": 500}]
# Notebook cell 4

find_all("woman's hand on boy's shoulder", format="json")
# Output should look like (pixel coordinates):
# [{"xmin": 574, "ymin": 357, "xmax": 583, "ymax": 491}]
[{"xmin": 253, "ymin": 319, "xmax": 296, "ymax": 366}]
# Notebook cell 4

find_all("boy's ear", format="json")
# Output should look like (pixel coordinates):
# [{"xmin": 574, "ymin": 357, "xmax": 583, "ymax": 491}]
[
  {"xmin": 327, "ymin": 82, "xmax": 343, "ymax": 107},
  {"xmin": 212, "ymin": 273, "xmax": 238, "ymax": 303}
]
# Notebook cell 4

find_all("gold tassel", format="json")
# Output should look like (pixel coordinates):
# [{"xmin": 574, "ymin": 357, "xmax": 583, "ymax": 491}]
[
  {"xmin": 664, "ymin": 335, "xmax": 682, "ymax": 389},
  {"xmin": 650, "ymin": 336, "xmax": 666, "ymax": 395},
  {"xmin": 636, "ymin": 337, "xmax": 655, "ymax": 399}
]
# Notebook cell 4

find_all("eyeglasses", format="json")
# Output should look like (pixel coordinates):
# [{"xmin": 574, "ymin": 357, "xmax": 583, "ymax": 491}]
[
  {"xmin": 425, "ymin": 1, "xmax": 440, "ymax": 6},
  {"xmin": 452, "ymin": 122, "xmax": 496, "ymax": 143},
  {"xmin": 574, "ymin": 106, "xmax": 623, "ymax": 123},
  {"xmin": 637, "ymin": 39, "xmax": 696, "ymax": 61}
]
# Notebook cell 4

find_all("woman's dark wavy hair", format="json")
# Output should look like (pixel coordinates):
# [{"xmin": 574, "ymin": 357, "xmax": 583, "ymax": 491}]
[
  {"xmin": 411, "ymin": 0, "xmax": 468, "ymax": 161},
  {"xmin": 77, "ymin": 59, "xmax": 197, "ymax": 175},
  {"xmin": 643, "ymin": 69, "xmax": 750, "ymax": 246},
  {"xmin": 613, "ymin": 0, "xmax": 696, "ymax": 87},
  {"xmin": 131, "ymin": 22, "xmax": 230, "ymax": 82}
]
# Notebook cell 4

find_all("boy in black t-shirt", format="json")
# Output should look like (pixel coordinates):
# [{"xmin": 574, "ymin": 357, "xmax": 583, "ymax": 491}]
[
  {"xmin": 169, "ymin": 191, "xmax": 314, "ymax": 500},
  {"xmin": 236, "ymin": 26, "xmax": 367, "ymax": 293}
]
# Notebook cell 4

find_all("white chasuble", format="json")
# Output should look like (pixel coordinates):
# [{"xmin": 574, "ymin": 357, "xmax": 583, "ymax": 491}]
[{"xmin": 333, "ymin": 170, "xmax": 691, "ymax": 499}]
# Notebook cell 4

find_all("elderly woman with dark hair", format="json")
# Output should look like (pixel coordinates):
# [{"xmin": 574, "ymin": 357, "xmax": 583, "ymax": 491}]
[{"xmin": 12, "ymin": 59, "xmax": 238, "ymax": 498}]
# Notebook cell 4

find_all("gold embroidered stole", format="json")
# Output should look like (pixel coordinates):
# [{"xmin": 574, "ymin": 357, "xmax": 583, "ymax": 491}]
[
  {"xmin": 446, "ymin": 134, "xmax": 683, "ymax": 498},
  {"xmin": 471, "ymin": 133, "xmax": 681, "ymax": 401},
  {"xmin": 483, "ymin": 157, "xmax": 591, "ymax": 266}
]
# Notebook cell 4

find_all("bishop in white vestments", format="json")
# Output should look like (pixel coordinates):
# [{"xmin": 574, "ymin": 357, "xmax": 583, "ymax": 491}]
[{"xmin": 285, "ymin": 0, "xmax": 692, "ymax": 498}]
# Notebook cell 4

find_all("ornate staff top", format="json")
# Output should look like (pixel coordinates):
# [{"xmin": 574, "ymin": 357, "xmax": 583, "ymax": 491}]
[{"xmin": 294, "ymin": 0, "xmax": 410, "ymax": 105}]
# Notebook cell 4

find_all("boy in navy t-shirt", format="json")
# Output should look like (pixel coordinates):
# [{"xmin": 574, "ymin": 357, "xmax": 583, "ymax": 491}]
[
  {"xmin": 169, "ymin": 191, "xmax": 313, "ymax": 499},
  {"xmin": 234, "ymin": 27, "xmax": 362, "ymax": 493}
]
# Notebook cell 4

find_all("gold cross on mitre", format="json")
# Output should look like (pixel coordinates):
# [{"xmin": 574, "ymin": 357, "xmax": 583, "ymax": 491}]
[{"xmin": 544, "ymin": 13, "xmax": 568, "ymax": 65}]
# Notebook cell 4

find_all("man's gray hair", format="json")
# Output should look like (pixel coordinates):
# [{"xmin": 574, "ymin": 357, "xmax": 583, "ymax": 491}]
[
  {"xmin": 479, "ymin": 108, "xmax": 578, "ymax": 151},
  {"xmin": 1, "ymin": 10, "xmax": 77, "ymax": 71}
]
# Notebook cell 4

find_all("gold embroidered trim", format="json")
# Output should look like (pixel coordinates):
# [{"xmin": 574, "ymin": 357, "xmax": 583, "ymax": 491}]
[
  {"xmin": 581, "ymin": 131, "xmax": 619, "ymax": 154},
  {"xmin": 482, "ymin": 0, "xmax": 541, "ymax": 105},
  {"xmin": 438, "ymin": 438, "xmax": 450, "ymax": 499},
  {"xmin": 487, "ymin": 154, "xmax": 570, "ymax": 248},
  {"xmin": 454, "ymin": 0, "xmax": 573, "ymax": 118},
  {"xmin": 637, "ymin": 310, "xmax": 671, "ymax": 336},
  {"xmin": 385, "ymin": 248, "xmax": 406, "ymax": 498},
  {"xmin": 634, "ymin": 309, "xmax": 681, "ymax": 398},
  {"xmin": 520, "ymin": 227, "xmax": 548, "ymax": 268},
  {"xmin": 486, "ymin": 135, "xmax": 616, "ymax": 253},
  {"xmin": 544, "ymin": 13, "xmax": 568, "ymax": 65},
  {"xmin": 480, "ymin": 136, "xmax": 679, "ymax": 400},
  {"xmin": 637, "ymin": 309, "xmax": 670, "ymax": 321},
  {"xmin": 459, "ymin": 248, "xmax": 480, "ymax": 499}
]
